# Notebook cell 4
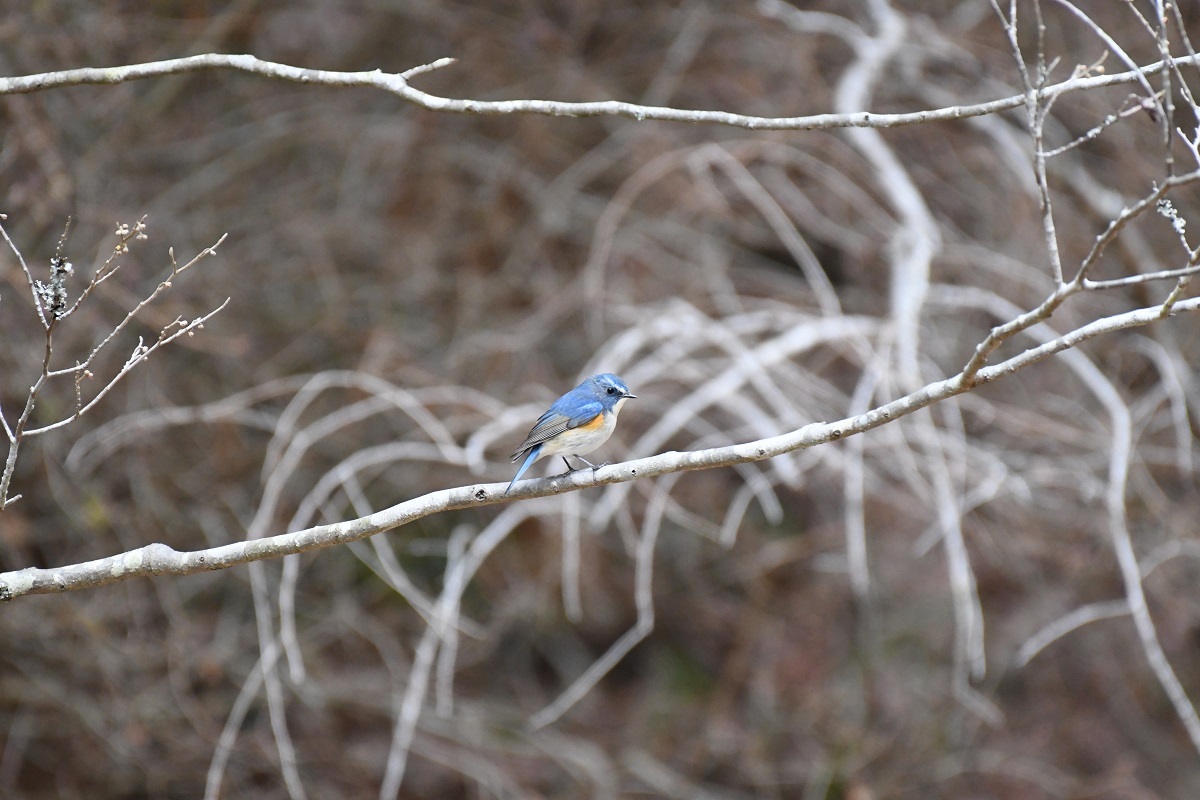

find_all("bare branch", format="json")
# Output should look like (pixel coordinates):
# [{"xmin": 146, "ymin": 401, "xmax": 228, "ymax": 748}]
[
  {"xmin": 0, "ymin": 218, "xmax": 49, "ymax": 327},
  {"xmin": 0, "ymin": 51, "xmax": 1197, "ymax": 131},
  {"xmin": 4, "ymin": 294, "xmax": 1199, "ymax": 600},
  {"xmin": 0, "ymin": 222, "xmax": 228, "ymax": 509},
  {"xmin": 23, "ymin": 299, "xmax": 229, "ymax": 437},
  {"xmin": 1016, "ymin": 600, "xmax": 1131, "ymax": 667}
]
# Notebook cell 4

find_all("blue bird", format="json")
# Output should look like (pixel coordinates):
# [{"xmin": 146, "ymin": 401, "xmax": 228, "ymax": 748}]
[{"xmin": 505, "ymin": 373, "xmax": 636, "ymax": 494}]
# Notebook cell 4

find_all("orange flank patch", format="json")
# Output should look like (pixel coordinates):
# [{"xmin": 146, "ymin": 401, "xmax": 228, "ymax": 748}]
[{"xmin": 576, "ymin": 414, "xmax": 605, "ymax": 431}]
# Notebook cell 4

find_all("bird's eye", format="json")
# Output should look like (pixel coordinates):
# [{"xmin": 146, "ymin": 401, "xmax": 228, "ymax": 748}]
[{"xmin": 606, "ymin": 387, "xmax": 616, "ymax": 395}]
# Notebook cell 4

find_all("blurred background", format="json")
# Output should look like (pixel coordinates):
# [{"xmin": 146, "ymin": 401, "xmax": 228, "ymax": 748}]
[{"xmin": 3, "ymin": 1, "xmax": 1200, "ymax": 797}]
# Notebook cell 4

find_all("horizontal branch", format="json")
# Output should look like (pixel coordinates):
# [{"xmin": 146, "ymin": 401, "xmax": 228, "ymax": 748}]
[
  {"xmin": 3, "ymin": 296, "xmax": 1198, "ymax": 601},
  {"xmin": 0, "ymin": 51, "xmax": 1196, "ymax": 130}
]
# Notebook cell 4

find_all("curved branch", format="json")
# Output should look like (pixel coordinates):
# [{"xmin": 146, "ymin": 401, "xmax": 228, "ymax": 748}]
[{"xmin": 3, "ymin": 295, "xmax": 1199, "ymax": 601}]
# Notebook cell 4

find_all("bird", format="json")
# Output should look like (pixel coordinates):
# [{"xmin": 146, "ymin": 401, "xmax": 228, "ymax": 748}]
[{"xmin": 505, "ymin": 373, "xmax": 636, "ymax": 495}]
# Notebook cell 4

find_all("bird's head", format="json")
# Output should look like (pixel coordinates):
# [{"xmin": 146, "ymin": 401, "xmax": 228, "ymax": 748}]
[{"xmin": 586, "ymin": 373, "xmax": 636, "ymax": 410}]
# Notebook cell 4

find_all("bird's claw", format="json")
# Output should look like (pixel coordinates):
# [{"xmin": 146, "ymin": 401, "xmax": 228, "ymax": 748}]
[{"xmin": 559, "ymin": 456, "xmax": 609, "ymax": 476}]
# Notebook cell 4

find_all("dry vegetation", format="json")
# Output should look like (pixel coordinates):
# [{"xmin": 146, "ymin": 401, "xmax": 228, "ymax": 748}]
[{"xmin": 3, "ymin": 1, "xmax": 1200, "ymax": 798}]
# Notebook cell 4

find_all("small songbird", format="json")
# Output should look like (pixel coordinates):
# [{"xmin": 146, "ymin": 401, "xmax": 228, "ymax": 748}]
[{"xmin": 506, "ymin": 373, "xmax": 636, "ymax": 494}]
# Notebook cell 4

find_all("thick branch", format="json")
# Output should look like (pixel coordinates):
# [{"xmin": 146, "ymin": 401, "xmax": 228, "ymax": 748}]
[{"xmin": 4, "ymin": 295, "xmax": 1198, "ymax": 600}]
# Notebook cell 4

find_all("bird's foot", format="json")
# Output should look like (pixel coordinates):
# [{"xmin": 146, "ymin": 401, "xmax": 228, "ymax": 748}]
[{"xmin": 560, "ymin": 456, "xmax": 608, "ymax": 476}]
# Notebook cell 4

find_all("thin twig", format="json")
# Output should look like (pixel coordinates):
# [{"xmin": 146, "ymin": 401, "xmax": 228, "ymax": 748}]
[{"xmin": 0, "ymin": 51, "xmax": 1197, "ymax": 130}]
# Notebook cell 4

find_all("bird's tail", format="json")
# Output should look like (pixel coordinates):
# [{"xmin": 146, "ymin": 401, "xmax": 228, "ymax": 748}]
[{"xmin": 504, "ymin": 445, "xmax": 541, "ymax": 495}]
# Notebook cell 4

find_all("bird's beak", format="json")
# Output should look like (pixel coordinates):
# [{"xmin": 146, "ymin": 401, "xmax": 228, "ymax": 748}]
[{"xmin": 625, "ymin": 393, "xmax": 637, "ymax": 399}]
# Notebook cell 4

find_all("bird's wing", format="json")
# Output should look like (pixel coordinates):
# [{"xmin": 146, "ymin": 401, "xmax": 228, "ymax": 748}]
[
  {"xmin": 510, "ymin": 401, "xmax": 604, "ymax": 460},
  {"xmin": 562, "ymin": 400, "xmax": 605, "ymax": 429}
]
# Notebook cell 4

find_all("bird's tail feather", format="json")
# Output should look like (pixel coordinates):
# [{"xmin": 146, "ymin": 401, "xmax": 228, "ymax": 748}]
[{"xmin": 504, "ymin": 445, "xmax": 541, "ymax": 495}]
